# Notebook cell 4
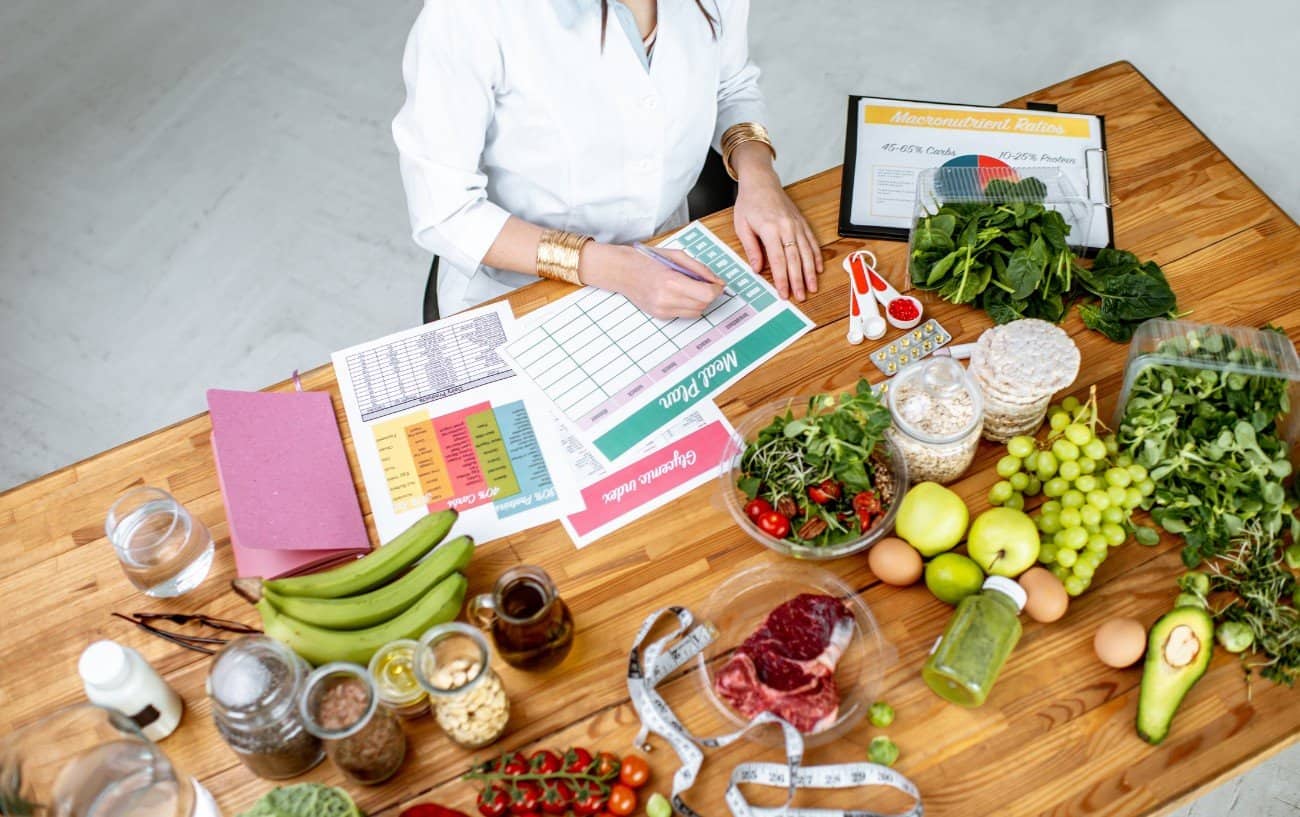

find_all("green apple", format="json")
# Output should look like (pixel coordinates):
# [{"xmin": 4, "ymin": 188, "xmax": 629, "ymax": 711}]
[
  {"xmin": 967, "ymin": 507, "xmax": 1041, "ymax": 577},
  {"xmin": 925, "ymin": 553, "xmax": 984, "ymax": 605},
  {"xmin": 895, "ymin": 482, "xmax": 969, "ymax": 557}
]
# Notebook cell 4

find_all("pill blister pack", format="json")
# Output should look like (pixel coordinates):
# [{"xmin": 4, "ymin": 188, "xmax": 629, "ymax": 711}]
[{"xmin": 868, "ymin": 319, "xmax": 952, "ymax": 376}]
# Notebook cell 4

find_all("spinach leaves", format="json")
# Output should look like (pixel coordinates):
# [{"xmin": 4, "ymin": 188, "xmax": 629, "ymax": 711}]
[
  {"xmin": 909, "ymin": 183, "xmax": 1178, "ymax": 341},
  {"xmin": 1116, "ymin": 328, "xmax": 1298, "ymax": 566}
]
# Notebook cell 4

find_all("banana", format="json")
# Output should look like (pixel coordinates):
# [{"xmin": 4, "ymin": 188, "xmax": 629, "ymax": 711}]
[
  {"xmin": 257, "ymin": 571, "xmax": 468, "ymax": 666},
  {"xmin": 263, "ymin": 535, "xmax": 474, "ymax": 630},
  {"xmin": 264, "ymin": 509, "xmax": 456, "ymax": 599}
]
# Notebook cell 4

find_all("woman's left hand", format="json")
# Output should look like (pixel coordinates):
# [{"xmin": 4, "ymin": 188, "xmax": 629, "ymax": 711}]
[{"xmin": 732, "ymin": 161, "xmax": 823, "ymax": 301}]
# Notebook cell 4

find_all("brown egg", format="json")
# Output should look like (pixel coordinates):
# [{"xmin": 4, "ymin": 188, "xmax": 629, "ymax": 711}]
[
  {"xmin": 1094, "ymin": 617, "xmax": 1148, "ymax": 668},
  {"xmin": 867, "ymin": 537, "xmax": 924, "ymax": 586},
  {"xmin": 1018, "ymin": 567, "xmax": 1069, "ymax": 623}
]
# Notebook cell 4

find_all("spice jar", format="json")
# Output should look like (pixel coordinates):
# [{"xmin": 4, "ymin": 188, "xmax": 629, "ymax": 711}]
[
  {"xmin": 207, "ymin": 635, "xmax": 324, "ymax": 779},
  {"xmin": 300, "ymin": 662, "xmax": 407, "ymax": 785},
  {"xmin": 369, "ymin": 640, "xmax": 430, "ymax": 719},
  {"xmin": 885, "ymin": 357, "xmax": 983, "ymax": 484},
  {"xmin": 414, "ymin": 623, "xmax": 510, "ymax": 749}
]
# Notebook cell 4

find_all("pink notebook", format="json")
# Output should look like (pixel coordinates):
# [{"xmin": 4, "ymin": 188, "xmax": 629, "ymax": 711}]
[{"xmin": 208, "ymin": 388, "xmax": 371, "ymax": 578}]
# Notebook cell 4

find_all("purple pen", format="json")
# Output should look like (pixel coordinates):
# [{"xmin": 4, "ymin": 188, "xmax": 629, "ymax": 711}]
[{"xmin": 632, "ymin": 241, "xmax": 713, "ymax": 284}]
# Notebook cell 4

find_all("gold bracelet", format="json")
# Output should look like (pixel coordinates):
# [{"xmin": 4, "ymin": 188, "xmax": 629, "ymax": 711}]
[
  {"xmin": 720, "ymin": 122, "xmax": 775, "ymax": 181},
  {"xmin": 536, "ymin": 229, "xmax": 592, "ymax": 286}
]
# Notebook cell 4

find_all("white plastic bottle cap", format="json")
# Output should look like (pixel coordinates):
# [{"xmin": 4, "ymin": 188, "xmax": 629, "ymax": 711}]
[
  {"xmin": 982, "ymin": 576, "xmax": 1027, "ymax": 612},
  {"xmin": 78, "ymin": 640, "xmax": 131, "ymax": 688}
]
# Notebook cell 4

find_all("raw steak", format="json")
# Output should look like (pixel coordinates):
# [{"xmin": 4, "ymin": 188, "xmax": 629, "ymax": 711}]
[{"xmin": 713, "ymin": 593, "xmax": 854, "ymax": 733}]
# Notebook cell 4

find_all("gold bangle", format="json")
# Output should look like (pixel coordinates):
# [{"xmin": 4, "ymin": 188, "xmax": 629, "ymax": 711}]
[
  {"xmin": 536, "ymin": 229, "xmax": 592, "ymax": 286},
  {"xmin": 720, "ymin": 122, "xmax": 775, "ymax": 181}
]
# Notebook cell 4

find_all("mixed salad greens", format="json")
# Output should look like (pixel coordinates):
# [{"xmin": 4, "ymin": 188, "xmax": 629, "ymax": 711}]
[
  {"xmin": 736, "ymin": 379, "xmax": 894, "ymax": 548},
  {"xmin": 909, "ymin": 177, "xmax": 1178, "ymax": 341},
  {"xmin": 1117, "ymin": 327, "xmax": 1298, "ymax": 566}
]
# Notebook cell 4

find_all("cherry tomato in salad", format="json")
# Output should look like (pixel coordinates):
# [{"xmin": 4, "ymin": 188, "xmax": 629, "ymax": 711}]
[
  {"xmin": 607, "ymin": 784, "xmax": 638, "ymax": 817},
  {"xmin": 563, "ymin": 746, "xmax": 594, "ymax": 774},
  {"xmin": 743, "ymin": 498, "xmax": 773, "ymax": 522},
  {"xmin": 618, "ymin": 755, "xmax": 651, "ymax": 788},
  {"xmin": 807, "ymin": 480, "xmax": 842, "ymax": 505},
  {"xmin": 593, "ymin": 752, "xmax": 621, "ymax": 780},
  {"xmin": 852, "ymin": 491, "xmax": 882, "ymax": 530},
  {"xmin": 529, "ymin": 749, "xmax": 563, "ymax": 775},
  {"xmin": 477, "ymin": 784, "xmax": 511, "ymax": 817},
  {"xmin": 756, "ymin": 511, "xmax": 791, "ymax": 539}
]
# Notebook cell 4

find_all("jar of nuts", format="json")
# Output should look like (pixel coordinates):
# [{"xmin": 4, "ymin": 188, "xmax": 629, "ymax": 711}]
[
  {"xmin": 413, "ymin": 623, "xmax": 510, "ymax": 749},
  {"xmin": 885, "ymin": 356, "xmax": 984, "ymax": 484}
]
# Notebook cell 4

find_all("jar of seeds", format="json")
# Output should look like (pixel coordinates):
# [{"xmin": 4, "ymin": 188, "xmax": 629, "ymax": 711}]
[
  {"xmin": 207, "ymin": 636, "xmax": 324, "ymax": 779},
  {"xmin": 300, "ymin": 662, "xmax": 407, "ymax": 785},
  {"xmin": 885, "ymin": 357, "xmax": 983, "ymax": 484},
  {"xmin": 414, "ymin": 623, "xmax": 510, "ymax": 749}
]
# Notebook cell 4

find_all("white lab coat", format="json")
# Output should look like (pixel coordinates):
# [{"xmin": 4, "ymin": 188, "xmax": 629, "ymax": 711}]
[{"xmin": 392, "ymin": 0, "xmax": 768, "ymax": 316}]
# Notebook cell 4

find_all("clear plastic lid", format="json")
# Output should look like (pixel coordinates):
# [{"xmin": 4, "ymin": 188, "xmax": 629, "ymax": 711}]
[
  {"xmin": 888, "ymin": 357, "xmax": 984, "ymax": 444},
  {"xmin": 1114, "ymin": 319, "xmax": 1300, "ymax": 458}
]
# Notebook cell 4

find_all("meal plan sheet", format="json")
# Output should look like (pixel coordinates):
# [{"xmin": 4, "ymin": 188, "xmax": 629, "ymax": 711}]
[
  {"xmin": 502, "ymin": 223, "xmax": 812, "ymax": 462},
  {"xmin": 332, "ymin": 302, "xmax": 579, "ymax": 544}
]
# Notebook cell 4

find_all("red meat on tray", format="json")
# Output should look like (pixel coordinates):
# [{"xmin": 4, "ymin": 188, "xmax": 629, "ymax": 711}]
[{"xmin": 713, "ymin": 593, "xmax": 854, "ymax": 733}]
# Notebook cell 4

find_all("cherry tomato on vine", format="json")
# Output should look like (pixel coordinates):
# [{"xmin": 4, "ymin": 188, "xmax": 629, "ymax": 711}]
[
  {"xmin": 539, "ymin": 780, "xmax": 574, "ymax": 815},
  {"xmin": 529, "ymin": 749, "xmax": 563, "ymax": 775},
  {"xmin": 571, "ymin": 781, "xmax": 608, "ymax": 816},
  {"xmin": 607, "ymin": 784, "xmax": 637, "ymax": 817},
  {"xmin": 477, "ymin": 785, "xmax": 510, "ymax": 817},
  {"xmin": 563, "ymin": 746, "xmax": 594, "ymax": 774},
  {"xmin": 743, "ymin": 498, "xmax": 772, "ymax": 521},
  {"xmin": 756, "ymin": 511, "xmax": 791, "ymax": 539},
  {"xmin": 618, "ymin": 755, "xmax": 650, "ymax": 788},
  {"xmin": 501, "ymin": 751, "xmax": 529, "ymax": 776},
  {"xmin": 509, "ymin": 781, "xmax": 542, "ymax": 815},
  {"xmin": 593, "ymin": 752, "xmax": 621, "ymax": 780}
]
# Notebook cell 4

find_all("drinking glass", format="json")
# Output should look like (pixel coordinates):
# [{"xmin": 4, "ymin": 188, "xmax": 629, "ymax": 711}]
[
  {"xmin": 0, "ymin": 703, "xmax": 221, "ymax": 817},
  {"xmin": 106, "ymin": 487, "xmax": 214, "ymax": 598}
]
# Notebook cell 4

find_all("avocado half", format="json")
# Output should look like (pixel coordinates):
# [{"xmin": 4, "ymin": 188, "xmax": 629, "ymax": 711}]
[{"xmin": 1136, "ymin": 606, "xmax": 1214, "ymax": 745}]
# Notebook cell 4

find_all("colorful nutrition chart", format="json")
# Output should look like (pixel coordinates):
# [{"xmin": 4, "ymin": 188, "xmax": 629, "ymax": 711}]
[
  {"xmin": 332, "ymin": 302, "xmax": 580, "ymax": 544},
  {"xmin": 502, "ymin": 222, "xmax": 813, "ymax": 463}
]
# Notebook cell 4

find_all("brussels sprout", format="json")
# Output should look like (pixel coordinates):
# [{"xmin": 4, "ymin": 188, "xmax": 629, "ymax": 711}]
[
  {"xmin": 867, "ymin": 736, "xmax": 899, "ymax": 767},
  {"xmin": 1174, "ymin": 592, "xmax": 1206, "ymax": 609},
  {"xmin": 1177, "ymin": 571, "xmax": 1210, "ymax": 596},
  {"xmin": 1216, "ymin": 621, "xmax": 1254, "ymax": 653},
  {"xmin": 868, "ymin": 701, "xmax": 895, "ymax": 728}
]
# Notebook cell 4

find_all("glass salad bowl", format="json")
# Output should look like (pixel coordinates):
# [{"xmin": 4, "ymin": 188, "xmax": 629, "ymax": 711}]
[
  {"xmin": 718, "ymin": 392, "xmax": 909, "ymax": 560},
  {"xmin": 695, "ymin": 563, "xmax": 893, "ymax": 748}
]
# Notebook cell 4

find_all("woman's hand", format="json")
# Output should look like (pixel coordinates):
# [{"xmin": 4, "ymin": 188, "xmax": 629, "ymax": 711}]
[
  {"xmin": 730, "ymin": 143, "xmax": 823, "ymax": 301},
  {"xmin": 580, "ymin": 243, "xmax": 724, "ymax": 319}
]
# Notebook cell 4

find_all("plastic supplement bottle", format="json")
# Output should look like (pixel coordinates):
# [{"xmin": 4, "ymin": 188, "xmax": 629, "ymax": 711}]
[
  {"xmin": 78, "ymin": 640, "xmax": 184, "ymax": 742},
  {"xmin": 922, "ymin": 576, "xmax": 1026, "ymax": 707}
]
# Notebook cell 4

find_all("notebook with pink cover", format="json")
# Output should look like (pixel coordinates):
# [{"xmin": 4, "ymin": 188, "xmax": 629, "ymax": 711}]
[{"xmin": 207, "ymin": 388, "xmax": 371, "ymax": 578}]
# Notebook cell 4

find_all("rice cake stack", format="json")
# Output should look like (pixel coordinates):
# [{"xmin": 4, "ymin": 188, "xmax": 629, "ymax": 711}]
[{"xmin": 969, "ymin": 319, "xmax": 1080, "ymax": 442}]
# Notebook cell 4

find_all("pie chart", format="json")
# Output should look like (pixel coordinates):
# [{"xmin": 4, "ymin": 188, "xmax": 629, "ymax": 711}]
[{"xmin": 940, "ymin": 154, "xmax": 1018, "ymax": 188}]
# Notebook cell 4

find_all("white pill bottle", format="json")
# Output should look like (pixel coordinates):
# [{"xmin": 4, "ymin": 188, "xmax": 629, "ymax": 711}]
[{"xmin": 78, "ymin": 639, "xmax": 184, "ymax": 742}]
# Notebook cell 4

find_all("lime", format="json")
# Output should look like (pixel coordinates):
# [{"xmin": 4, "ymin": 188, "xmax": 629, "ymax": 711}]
[
  {"xmin": 240, "ymin": 784, "xmax": 363, "ymax": 817},
  {"xmin": 924, "ymin": 553, "xmax": 984, "ymax": 605}
]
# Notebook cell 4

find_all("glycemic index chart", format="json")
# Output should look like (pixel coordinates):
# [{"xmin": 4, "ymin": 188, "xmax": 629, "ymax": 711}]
[{"xmin": 504, "ymin": 223, "xmax": 812, "ymax": 462}]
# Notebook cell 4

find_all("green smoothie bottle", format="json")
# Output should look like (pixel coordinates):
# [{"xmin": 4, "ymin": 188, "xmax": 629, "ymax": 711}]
[{"xmin": 922, "ymin": 576, "xmax": 1027, "ymax": 707}]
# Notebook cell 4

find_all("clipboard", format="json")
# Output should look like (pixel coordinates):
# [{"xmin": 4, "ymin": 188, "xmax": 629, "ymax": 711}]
[{"xmin": 837, "ymin": 95, "xmax": 1114, "ymax": 254}]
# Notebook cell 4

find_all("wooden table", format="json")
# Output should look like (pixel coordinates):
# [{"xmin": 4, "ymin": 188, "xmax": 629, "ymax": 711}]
[{"xmin": 3, "ymin": 61, "xmax": 1297, "ymax": 817}]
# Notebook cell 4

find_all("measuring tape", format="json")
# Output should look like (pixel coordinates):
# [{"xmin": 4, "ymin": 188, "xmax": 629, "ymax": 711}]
[{"xmin": 627, "ymin": 607, "xmax": 923, "ymax": 817}]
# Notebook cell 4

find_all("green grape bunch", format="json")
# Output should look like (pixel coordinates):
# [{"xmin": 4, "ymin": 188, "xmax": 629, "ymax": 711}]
[{"xmin": 987, "ymin": 388, "xmax": 1158, "ymax": 597}]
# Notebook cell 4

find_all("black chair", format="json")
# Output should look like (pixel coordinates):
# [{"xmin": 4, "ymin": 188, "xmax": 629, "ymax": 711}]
[{"xmin": 422, "ymin": 148, "xmax": 737, "ymax": 324}]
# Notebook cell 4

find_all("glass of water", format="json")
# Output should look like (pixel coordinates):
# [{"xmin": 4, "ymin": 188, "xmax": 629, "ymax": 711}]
[
  {"xmin": 106, "ymin": 487, "xmax": 214, "ymax": 598},
  {"xmin": 0, "ymin": 704, "xmax": 222, "ymax": 817}
]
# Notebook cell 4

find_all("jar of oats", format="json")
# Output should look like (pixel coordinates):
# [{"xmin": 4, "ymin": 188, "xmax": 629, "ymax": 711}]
[
  {"xmin": 885, "ymin": 357, "xmax": 983, "ymax": 484},
  {"xmin": 414, "ymin": 623, "xmax": 510, "ymax": 749}
]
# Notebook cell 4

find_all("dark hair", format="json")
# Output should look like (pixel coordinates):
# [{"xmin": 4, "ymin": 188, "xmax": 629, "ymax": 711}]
[{"xmin": 600, "ymin": 1, "xmax": 717, "ymax": 50}]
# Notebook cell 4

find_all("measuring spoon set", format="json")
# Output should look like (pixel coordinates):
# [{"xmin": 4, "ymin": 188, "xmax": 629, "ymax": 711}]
[{"xmin": 843, "ymin": 250, "xmax": 924, "ymax": 345}]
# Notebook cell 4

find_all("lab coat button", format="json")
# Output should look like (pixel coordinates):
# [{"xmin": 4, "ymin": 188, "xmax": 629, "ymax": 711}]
[{"xmin": 642, "ymin": 95, "xmax": 657, "ymax": 109}]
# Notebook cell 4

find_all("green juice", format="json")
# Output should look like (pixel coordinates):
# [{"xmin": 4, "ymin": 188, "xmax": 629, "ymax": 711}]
[{"xmin": 922, "ymin": 577, "xmax": 1025, "ymax": 707}]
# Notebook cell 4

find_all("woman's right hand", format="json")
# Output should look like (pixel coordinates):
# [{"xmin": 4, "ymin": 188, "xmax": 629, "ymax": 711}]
[{"xmin": 580, "ymin": 243, "xmax": 724, "ymax": 319}]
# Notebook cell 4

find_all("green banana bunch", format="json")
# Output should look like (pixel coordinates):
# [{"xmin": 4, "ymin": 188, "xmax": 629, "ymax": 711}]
[
  {"xmin": 251, "ymin": 510, "xmax": 474, "ymax": 665},
  {"xmin": 258, "ymin": 572, "xmax": 468, "ymax": 666}
]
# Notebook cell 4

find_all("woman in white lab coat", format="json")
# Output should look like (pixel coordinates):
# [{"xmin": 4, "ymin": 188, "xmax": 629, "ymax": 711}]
[{"xmin": 393, "ymin": 0, "xmax": 823, "ymax": 319}]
